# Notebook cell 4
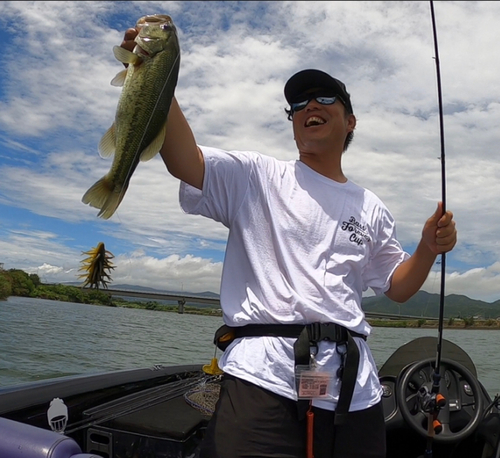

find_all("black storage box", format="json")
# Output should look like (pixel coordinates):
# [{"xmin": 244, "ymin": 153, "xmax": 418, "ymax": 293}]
[{"xmin": 85, "ymin": 394, "xmax": 211, "ymax": 458}]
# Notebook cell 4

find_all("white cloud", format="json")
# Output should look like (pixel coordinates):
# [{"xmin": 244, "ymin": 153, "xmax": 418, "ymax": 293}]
[{"xmin": 0, "ymin": 1, "xmax": 499, "ymax": 301}]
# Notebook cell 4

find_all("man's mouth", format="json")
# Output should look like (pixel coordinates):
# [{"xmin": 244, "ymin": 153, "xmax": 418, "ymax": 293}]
[{"xmin": 305, "ymin": 116, "xmax": 326, "ymax": 127}]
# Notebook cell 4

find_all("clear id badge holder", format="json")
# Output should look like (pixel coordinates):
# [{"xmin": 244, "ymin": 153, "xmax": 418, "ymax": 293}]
[{"xmin": 295, "ymin": 351, "xmax": 334, "ymax": 400}]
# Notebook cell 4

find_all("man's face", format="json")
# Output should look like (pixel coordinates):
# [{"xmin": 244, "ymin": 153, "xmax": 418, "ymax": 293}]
[{"xmin": 291, "ymin": 89, "xmax": 355, "ymax": 154}]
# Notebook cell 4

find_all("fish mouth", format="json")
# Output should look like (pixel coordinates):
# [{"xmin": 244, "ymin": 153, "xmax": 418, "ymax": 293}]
[
  {"xmin": 134, "ymin": 45, "xmax": 150, "ymax": 57},
  {"xmin": 135, "ymin": 14, "xmax": 176, "ymax": 54},
  {"xmin": 136, "ymin": 14, "xmax": 173, "ymax": 27}
]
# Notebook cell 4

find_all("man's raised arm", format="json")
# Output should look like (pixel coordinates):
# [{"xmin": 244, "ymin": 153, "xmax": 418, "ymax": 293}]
[{"xmin": 160, "ymin": 97, "xmax": 204, "ymax": 190}]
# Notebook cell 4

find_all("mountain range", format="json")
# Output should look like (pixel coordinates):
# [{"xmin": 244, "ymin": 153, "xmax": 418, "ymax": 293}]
[
  {"xmin": 108, "ymin": 284, "xmax": 500, "ymax": 319},
  {"xmin": 363, "ymin": 291, "xmax": 500, "ymax": 319}
]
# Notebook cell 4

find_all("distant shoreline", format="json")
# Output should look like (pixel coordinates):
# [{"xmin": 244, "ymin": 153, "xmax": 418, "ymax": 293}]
[
  {"xmin": 115, "ymin": 303, "xmax": 500, "ymax": 329},
  {"xmin": 3, "ymin": 271, "xmax": 498, "ymax": 327},
  {"xmin": 125, "ymin": 304, "xmax": 499, "ymax": 330},
  {"xmin": 3, "ymin": 278, "xmax": 498, "ymax": 330},
  {"xmin": 367, "ymin": 319, "xmax": 500, "ymax": 330},
  {"xmin": 156, "ymin": 305, "xmax": 500, "ymax": 330}
]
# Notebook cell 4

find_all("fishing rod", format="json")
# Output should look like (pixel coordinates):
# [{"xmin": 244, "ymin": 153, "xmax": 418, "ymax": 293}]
[
  {"xmin": 422, "ymin": 2, "xmax": 447, "ymax": 457},
  {"xmin": 430, "ymin": 0, "xmax": 447, "ymax": 382}
]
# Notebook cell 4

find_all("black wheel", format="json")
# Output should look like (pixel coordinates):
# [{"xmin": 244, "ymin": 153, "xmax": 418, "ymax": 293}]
[{"xmin": 396, "ymin": 358, "xmax": 484, "ymax": 444}]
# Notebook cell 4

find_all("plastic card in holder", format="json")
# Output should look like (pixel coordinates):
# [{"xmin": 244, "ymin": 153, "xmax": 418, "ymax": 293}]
[{"xmin": 295, "ymin": 365, "xmax": 334, "ymax": 400}]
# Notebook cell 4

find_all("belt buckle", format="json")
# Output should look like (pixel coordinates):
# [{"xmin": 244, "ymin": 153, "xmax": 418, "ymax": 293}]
[
  {"xmin": 307, "ymin": 322, "xmax": 346, "ymax": 344},
  {"xmin": 330, "ymin": 323, "xmax": 344, "ymax": 342},
  {"xmin": 323, "ymin": 323, "xmax": 346, "ymax": 342},
  {"xmin": 307, "ymin": 323, "xmax": 321, "ymax": 343}
]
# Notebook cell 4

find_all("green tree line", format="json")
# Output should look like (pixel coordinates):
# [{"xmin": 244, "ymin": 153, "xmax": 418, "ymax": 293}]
[
  {"xmin": 0, "ymin": 268, "xmax": 221, "ymax": 316},
  {"xmin": 0, "ymin": 268, "xmax": 114, "ymax": 305}
]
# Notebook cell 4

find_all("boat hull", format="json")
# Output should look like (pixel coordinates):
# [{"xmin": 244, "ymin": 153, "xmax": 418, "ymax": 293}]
[{"xmin": 1, "ymin": 339, "xmax": 499, "ymax": 458}]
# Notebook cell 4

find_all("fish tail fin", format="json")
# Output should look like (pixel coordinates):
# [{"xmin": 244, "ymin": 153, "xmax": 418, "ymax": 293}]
[
  {"xmin": 82, "ymin": 175, "xmax": 112, "ymax": 209},
  {"xmin": 97, "ymin": 192, "xmax": 125, "ymax": 220},
  {"xmin": 82, "ymin": 176, "xmax": 126, "ymax": 220}
]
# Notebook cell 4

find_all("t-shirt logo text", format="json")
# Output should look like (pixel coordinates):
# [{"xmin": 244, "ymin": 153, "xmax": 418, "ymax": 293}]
[{"xmin": 341, "ymin": 217, "xmax": 371, "ymax": 246}]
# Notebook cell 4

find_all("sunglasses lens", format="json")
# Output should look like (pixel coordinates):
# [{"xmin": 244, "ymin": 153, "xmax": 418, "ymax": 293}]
[
  {"xmin": 291, "ymin": 95, "xmax": 337, "ymax": 113},
  {"xmin": 317, "ymin": 96, "xmax": 336, "ymax": 105},
  {"xmin": 291, "ymin": 100, "xmax": 308, "ymax": 112}
]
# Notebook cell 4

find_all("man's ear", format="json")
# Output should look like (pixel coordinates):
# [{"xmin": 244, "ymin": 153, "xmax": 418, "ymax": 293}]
[{"xmin": 347, "ymin": 114, "xmax": 356, "ymax": 132}]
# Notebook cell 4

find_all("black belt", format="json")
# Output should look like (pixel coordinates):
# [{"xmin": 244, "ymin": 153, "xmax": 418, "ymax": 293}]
[{"xmin": 214, "ymin": 323, "xmax": 366, "ymax": 425}]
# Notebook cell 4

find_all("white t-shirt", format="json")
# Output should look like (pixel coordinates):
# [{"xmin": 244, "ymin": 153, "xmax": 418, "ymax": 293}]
[{"xmin": 180, "ymin": 146, "xmax": 410, "ymax": 412}]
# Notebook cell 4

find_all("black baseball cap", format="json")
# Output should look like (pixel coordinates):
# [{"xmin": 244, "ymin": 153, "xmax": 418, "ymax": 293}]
[{"xmin": 284, "ymin": 69, "xmax": 353, "ymax": 114}]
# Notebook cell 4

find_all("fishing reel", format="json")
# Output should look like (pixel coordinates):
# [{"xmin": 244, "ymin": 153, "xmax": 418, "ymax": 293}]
[
  {"xmin": 417, "ymin": 384, "xmax": 447, "ymax": 434},
  {"xmin": 418, "ymin": 385, "xmax": 446, "ymax": 412}
]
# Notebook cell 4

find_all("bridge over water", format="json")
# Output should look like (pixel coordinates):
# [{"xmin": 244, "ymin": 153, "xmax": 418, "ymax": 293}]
[{"xmin": 96, "ymin": 288, "xmax": 435, "ymax": 320}]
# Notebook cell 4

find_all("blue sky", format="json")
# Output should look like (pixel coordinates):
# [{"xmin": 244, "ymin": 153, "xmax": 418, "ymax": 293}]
[{"xmin": 0, "ymin": 1, "xmax": 499, "ymax": 302}]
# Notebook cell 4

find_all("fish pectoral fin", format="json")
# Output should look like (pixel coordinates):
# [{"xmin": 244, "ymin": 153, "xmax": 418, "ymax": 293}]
[
  {"xmin": 113, "ymin": 45, "xmax": 142, "ymax": 66},
  {"xmin": 111, "ymin": 46, "xmax": 142, "ymax": 87},
  {"xmin": 139, "ymin": 123, "xmax": 166, "ymax": 162},
  {"xmin": 110, "ymin": 69, "xmax": 128, "ymax": 87},
  {"xmin": 98, "ymin": 124, "xmax": 116, "ymax": 158}
]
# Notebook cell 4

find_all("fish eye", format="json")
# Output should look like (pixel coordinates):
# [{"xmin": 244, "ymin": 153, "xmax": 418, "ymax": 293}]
[{"xmin": 161, "ymin": 23, "xmax": 173, "ymax": 31}]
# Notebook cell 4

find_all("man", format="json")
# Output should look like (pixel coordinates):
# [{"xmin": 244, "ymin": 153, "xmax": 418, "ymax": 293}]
[{"xmin": 122, "ymin": 28, "xmax": 456, "ymax": 458}]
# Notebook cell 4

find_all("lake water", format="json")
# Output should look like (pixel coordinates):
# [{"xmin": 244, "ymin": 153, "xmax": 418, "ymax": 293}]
[{"xmin": 1, "ymin": 296, "xmax": 499, "ymax": 397}]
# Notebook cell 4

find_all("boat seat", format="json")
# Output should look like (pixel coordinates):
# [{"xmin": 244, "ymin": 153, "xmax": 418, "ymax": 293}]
[
  {"xmin": 84, "ymin": 392, "xmax": 212, "ymax": 456},
  {"xmin": 0, "ymin": 417, "xmax": 98, "ymax": 458},
  {"xmin": 102, "ymin": 394, "xmax": 211, "ymax": 439}
]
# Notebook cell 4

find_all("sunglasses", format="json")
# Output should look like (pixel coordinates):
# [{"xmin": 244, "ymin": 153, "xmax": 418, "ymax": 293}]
[{"xmin": 290, "ymin": 95, "xmax": 339, "ymax": 113}]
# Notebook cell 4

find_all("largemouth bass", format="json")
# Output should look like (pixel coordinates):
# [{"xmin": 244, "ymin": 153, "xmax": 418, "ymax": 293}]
[{"xmin": 82, "ymin": 14, "xmax": 180, "ymax": 219}]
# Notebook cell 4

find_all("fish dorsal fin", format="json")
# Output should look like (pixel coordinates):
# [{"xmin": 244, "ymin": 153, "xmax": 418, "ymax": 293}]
[
  {"xmin": 139, "ymin": 123, "xmax": 166, "ymax": 162},
  {"xmin": 110, "ymin": 69, "xmax": 128, "ymax": 87},
  {"xmin": 98, "ymin": 124, "xmax": 116, "ymax": 158}
]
